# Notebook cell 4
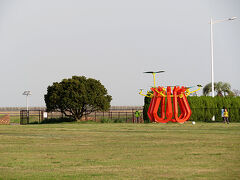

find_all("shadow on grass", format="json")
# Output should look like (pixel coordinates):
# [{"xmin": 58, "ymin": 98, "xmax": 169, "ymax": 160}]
[
  {"xmin": 29, "ymin": 117, "xmax": 138, "ymax": 124},
  {"xmin": 29, "ymin": 118, "xmax": 100, "ymax": 124},
  {"xmin": 29, "ymin": 117, "xmax": 76, "ymax": 124}
]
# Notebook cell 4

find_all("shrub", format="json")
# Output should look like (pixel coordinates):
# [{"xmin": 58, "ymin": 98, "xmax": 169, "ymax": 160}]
[
  {"xmin": 113, "ymin": 118, "xmax": 125, "ymax": 123},
  {"xmin": 100, "ymin": 118, "xmax": 125, "ymax": 123},
  {"xmin": 100, "ymin": 118, "xmax": 113, "ymax": 123},
  {"xmin": 143, "ymin": 96, "xmax": 240, "ymax": 122},
  {"xmin": 39, "ymin": 117, "xmax": 75, "ymax": 124},
  {"xmin": 143, "ymin": 96, "xmax": 151, "ymax": 123}
]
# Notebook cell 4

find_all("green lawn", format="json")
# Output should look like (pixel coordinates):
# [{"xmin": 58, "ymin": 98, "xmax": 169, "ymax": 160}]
[
  {"xmin": 0, "ymin": 122, "xmax": 240, "ymax": 179},
  {"xmin": 10, "ymin": 115, "xmax": 20, "ymax": 123},
  {"xmin": 9, "ymin": 115, "xmax": 40, "ymax": 124}
]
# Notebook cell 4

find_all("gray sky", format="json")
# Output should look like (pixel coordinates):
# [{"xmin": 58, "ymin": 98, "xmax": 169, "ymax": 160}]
[{"xmin": 0, "ymin": 0, "xmax": 239, "ymax": 107}]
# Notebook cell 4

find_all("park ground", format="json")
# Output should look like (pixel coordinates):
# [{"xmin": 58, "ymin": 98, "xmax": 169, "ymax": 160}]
[{"xmin": 0, "ymin": 122, "xmax": 240, "ymax": 179}]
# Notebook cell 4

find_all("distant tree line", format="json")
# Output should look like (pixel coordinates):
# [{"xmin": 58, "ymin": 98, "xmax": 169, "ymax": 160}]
[{"xmin": 0, "ymin": 107, "xmax": 45, "ymax": 111}]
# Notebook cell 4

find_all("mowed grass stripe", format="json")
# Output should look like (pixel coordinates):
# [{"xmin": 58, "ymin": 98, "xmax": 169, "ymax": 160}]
[{"xmin": 0, "ymin": 123, "xmax": 240, "ymax": 179}]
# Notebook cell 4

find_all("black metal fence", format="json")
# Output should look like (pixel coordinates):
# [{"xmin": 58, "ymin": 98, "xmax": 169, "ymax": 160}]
[
  {"xmin": 20, "ymin": 109, "xmax": 143, "ymax": 124},
  {"xmin": 20, "ymin": 110, "xmax": 43, "ymax": 125},
  {"xmin": 19, "ymin": 107, "xmax": 240, "ymax": 124},
  {"xmin": 82, "ymin": 111, "xmax": 144, "ymax": 123}
]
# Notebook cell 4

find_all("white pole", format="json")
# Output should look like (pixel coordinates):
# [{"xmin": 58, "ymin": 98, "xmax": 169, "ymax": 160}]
[
  {"xmin": 210, "ymin": 18, "xmax": 214, "ymax": 97},
  {"xmin": 209, "ymin": 17, "xmax": 236, "ymax": 121},
  {"xmin": 210, "ymin": 18, "xmax": 215, "ymax": 121},
  {"xmin": 26, "ymin": 95, "xmax": 28, "ymax": 111}
]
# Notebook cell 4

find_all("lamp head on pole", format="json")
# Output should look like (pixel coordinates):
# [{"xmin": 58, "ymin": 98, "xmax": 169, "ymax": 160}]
[
  {"xmin": 23, "ymin": 91, "xmax": 31, "ymax": 96},
  {"xmin": 228, "ymin": 17, "xmax": 237, "ymax": 21}
]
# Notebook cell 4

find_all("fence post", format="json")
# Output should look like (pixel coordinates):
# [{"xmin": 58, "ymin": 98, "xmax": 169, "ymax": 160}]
[
  {"xmin": 41, "ymin": 111, "xmax": 43, "ymax": 123},
  {"xmin": 38, "ymin": 110, "xmax": 40, "ymax": 124},
  {"xmin": 95, "ymin": 111, "xmax": 96, "ymax": 122},
  {"xmin": 20, "ymin": 110, "xmax": 22, "ymax": 125},
  {"xmin": 27, "ymin": 110, "xmax": 29, "ymax": 124},
  {"xmin": 132, "ymin": 112, "xmax": 134, "ymax": 123}
]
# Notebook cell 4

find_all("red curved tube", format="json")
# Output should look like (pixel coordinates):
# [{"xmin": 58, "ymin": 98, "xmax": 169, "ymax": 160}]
[
  {"xmin": 173, "ymin": 86, "xmax": 180, "ymax": 122},
  {"xmin": 153, "ymin": 87, "xmax": 168, "ymax": 123},
  {"xmin": 175, "ymin": 87, "xmax": 191, "ymax": 123},
  {"xmin": 166, "ymin": 86, "xmax": 173, "ymax": 121}
]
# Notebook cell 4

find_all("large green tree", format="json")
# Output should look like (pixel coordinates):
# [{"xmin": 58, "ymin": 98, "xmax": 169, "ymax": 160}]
[
  {"xmin": 203, "ymin": 81, "xmax": 233, "ymax": 96},
  {"xmin": 44, "ymin": 76, "xmax": 112, "ymax": 120}
]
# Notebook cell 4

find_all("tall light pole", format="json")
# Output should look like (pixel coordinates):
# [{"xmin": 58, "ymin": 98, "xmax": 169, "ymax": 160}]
[
  {"xmin": 210, "ymin": 17, "xmax": 237, "ymax": 97},
  {"xmin": 23, "ymin": 91, "xmax": 31, "ymax": 111}
]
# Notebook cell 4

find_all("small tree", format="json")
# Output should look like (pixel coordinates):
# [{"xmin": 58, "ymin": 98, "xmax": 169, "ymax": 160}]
[
  {"xmin": 44, "ymin": 76, "xmax": 112, "ymax": 121},
  {"xmin": 203, "ymin": 81, "xmax": 233, "ymax": 96}
]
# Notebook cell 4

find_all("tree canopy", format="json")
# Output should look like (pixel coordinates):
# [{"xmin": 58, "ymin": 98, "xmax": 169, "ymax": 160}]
[
  {"xmin": 44, "ymin": 76, "xmax": 112, "ymax": 120},
  {"xmin": 203, "ymin": 82, "xmax": 234, "ymax": 96}
]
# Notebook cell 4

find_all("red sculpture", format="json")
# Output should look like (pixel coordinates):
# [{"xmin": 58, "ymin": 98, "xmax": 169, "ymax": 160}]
[
  {"xmin": 139, "ymin": 71, "xmax": 201, "ymax": 123},
  {"xmin": 147, "ymin": 86, "xmax": 191, "ymax": 123}
]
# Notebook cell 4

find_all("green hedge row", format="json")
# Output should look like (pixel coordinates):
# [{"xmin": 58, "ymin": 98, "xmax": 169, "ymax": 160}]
[{"xmin": 143, "ymin": 96, "xmax": 240, "ymax": 122}]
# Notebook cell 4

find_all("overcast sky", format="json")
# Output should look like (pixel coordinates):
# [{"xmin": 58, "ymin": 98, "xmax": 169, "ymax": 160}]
[{"xmin": 0, "ymin": 0, "xmax": 239, "ymax": 107}]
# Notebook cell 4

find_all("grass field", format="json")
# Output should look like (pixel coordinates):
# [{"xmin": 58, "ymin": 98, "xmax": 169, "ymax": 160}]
[{"xmin": 0, "ymin": 122, "xmax": 240, "ymax": 179}]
